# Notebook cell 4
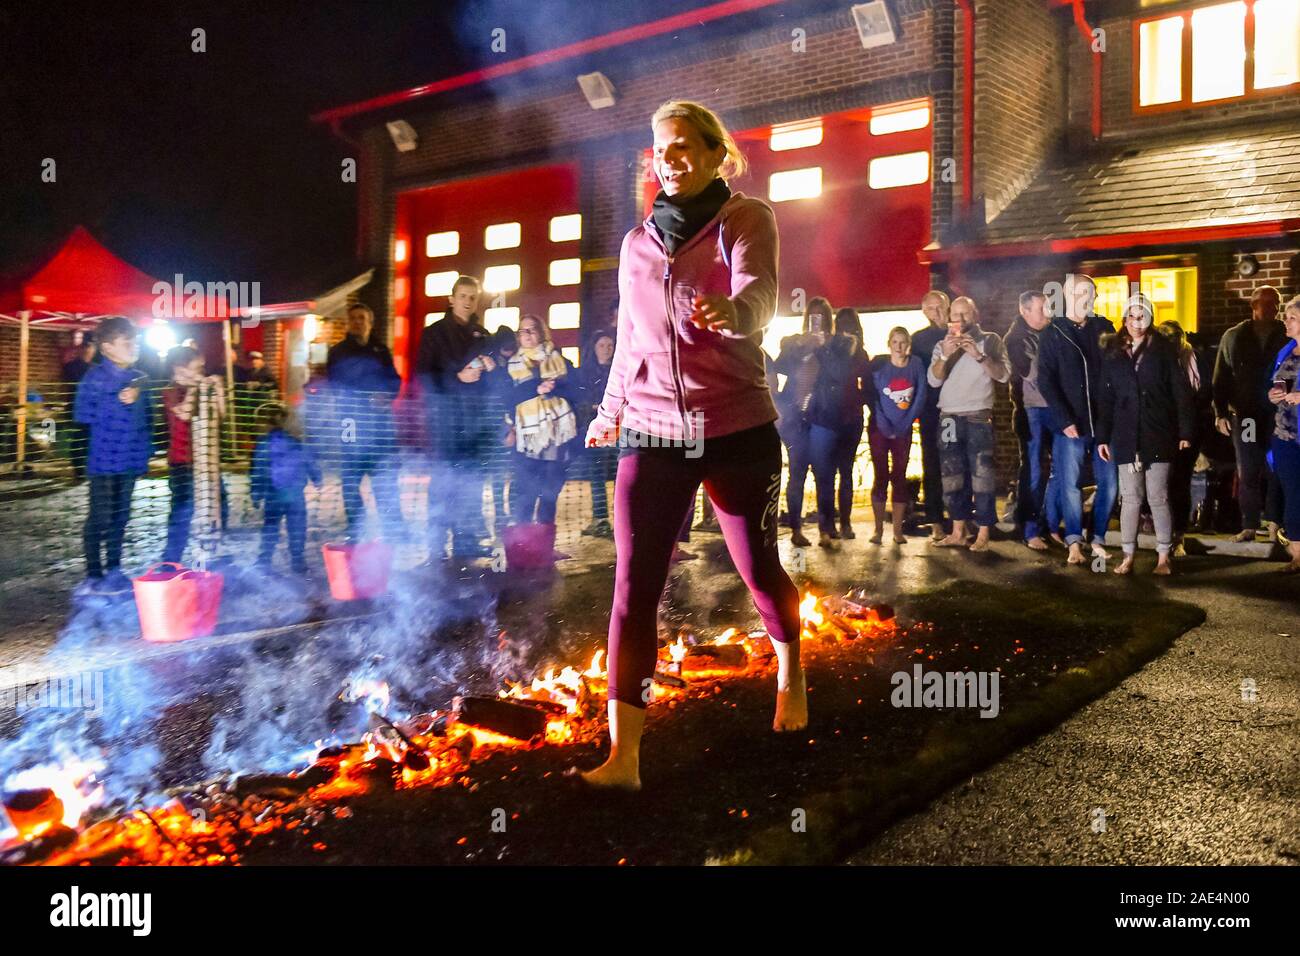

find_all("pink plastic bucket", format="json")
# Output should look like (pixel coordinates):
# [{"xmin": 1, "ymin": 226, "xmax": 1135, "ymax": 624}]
[
  {"xmin": 322, "ymin": 541, "xmax": 393, "ymax": 600},
  {"xmin": 133, "ymin": 563, "xmax": 224, "ymax": 643}
]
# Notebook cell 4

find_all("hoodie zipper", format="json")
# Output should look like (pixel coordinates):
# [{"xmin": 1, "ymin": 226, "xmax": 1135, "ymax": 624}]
[
  {"xmin": 662, "ymin": 256, "xmax": 694, "ymax": 439},
  {"xmin": 1054, "ymin": 319, "xmax": 1095, "ymax": 434}
]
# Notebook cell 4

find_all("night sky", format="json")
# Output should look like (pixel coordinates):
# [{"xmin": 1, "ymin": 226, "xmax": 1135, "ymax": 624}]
[{"xmin": 0, "ymin": 0, "xmax": 803, "ymax": 302}]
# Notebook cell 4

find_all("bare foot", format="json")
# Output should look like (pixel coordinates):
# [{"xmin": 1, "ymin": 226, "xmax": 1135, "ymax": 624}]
[
  {"xmin": 1025, "ymin": 536, "xmax": 1048, "ymax": 551},
  {"xmin": 575, "ymin": 757, "xmax": 642, "ymax": 791},
  {"xmin": 1113, "ymin": 555, "xmax": 1134, "ymax": 575},
  {"xmin": 934, "ymin": 533, "xmax": 967, "ymax": 548},
  {"xmin": 1153, "ymin": 558, "xmax": 1171, "ymax": 576},
  {"xmin": 774, "ymin": 669, "xmax": 808, "ymax": 732},
  {"xmin": 1091, "ymin": 541, "xmax": 1110, "ymax": 560},
  {"xmin": 1067, "ymin": 543, "xmax": 1085, "ymax": 565},
  {"xmin": 968, "ymin": 529, "xmax": 991, "ymax": 552}
]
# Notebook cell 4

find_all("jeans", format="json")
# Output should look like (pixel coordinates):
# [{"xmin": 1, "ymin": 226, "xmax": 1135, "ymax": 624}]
[
  {"xmin": 1118, "ymin": 462, "xmax": 1172, "ymax": 555},
  {"xmin": 511, "ymin": 453, "xmax": 568, "ymax": 525},
  {"xmin": 939, "ymin": 413, "xmax": 997, "ymax": 528},
  {"xmin": 1232, "ymin": 414, "xmax": 1281, "ymax": 529},
  {"xmin": 608, "ymin": 424, "xmax": 799, "ymax": 708},
  {"xmin": 340, "ymin": 450, "xmax": 402, "ymax": 538},
  {"xmin": 1052, "ymin": 432, "xmax": 1118, "ymax": 546},
  {"xmin": 868, "ymin": 426, "xmax": 911, "ymax": 510},
  {"xmin": 919, "ymin": 410, "xmax": 948, "ymax": 530},
  {"xmin": 260, "ymin": 494, "xmax": 307, "ymax": 568},
  {"xmin": 782, "ymin": 421, "xmax": 813, "ymax": 529},
  {"xmin": 84, "ymin": 473, "xmax": 137, "ymax": 577},
  {"xmin": 163, "ymin": 466, "xmax": 195, "ymax": 563},
  {"xmin": 1270, "ymin": 437, "xmax": 1300, "ymax": 540},
  {"xmin": 1015, "ymin": 406, "xmax": 1054, "ymax": 541},
  {"xmin": 809, "ymin": 423, "xmax": 857, "ymax": 531}
]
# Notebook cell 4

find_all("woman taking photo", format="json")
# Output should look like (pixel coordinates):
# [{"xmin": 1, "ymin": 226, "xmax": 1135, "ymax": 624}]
[
  {"xmin": 866, "ymin": 326, "xmax": 927, "ymax": 545},
  {"xmin": 774, "ymin": 297, "xmax": 833, "ymax": 547},
  {"xmin": 581, "ymin": 100, "xmax": 805, "ymax": 790},
  {"xmin": 506, "ymin": 314, "xmax": 578, "ymax": 527},
  {"xmin": 816, "ymin": 308, "xmax": 872, "ymax": 540},
  {"xmin": 1096, "ymin": 294, "xmax": 1194, "ymax": 575},
  {"xmin": 1266, "ymin": 294, "xmax": 1300, "ymax": 573}
]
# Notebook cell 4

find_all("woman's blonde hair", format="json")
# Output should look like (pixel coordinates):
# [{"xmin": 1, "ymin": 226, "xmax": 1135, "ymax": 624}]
[
  {"xmin": 651, "ymin": 100, "xmax": 747, "ymax": 181},
  {"xmin": 517, "ymin": 312, "xmax": 553, "ymax": 347},
  {"xmin": 1285, "ymin": 294, "xmax": 1300, "ymax": 317}
]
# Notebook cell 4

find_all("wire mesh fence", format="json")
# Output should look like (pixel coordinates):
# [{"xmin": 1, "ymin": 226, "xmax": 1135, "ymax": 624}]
[{"xmin": 0, "ymin": 375, "xmax": 925, "ymax": 630}]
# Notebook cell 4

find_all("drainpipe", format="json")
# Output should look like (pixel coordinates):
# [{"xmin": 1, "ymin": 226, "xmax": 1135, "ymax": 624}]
[
  {"xmin": 1071, "ymin": 0, "xmax": 1103, "ymax": 139},
  {"xmin": 954, "ymin": 0, "xmax": 975, "ymax": 216}
]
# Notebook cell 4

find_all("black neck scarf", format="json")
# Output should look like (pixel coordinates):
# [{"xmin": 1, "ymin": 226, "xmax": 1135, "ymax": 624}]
[{"xmin": 651, "ymin": 178, "xmax": 731, "ymax": 255}]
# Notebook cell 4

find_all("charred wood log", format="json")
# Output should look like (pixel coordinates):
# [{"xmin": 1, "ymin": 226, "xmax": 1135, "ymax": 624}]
[
  {"xmin": 229, "ymin": 763, "xmax": 336, "ymax": 801},
  {"xmin": 681, "ymin": 643, "xmax": 749, "ymax": 672},
  {"xmin": 453, "ymin": 695, "xmax": 549, "ymax": 741},
  {"xmin": 0, "ymin": 824, "xmax": 77, "ymax": 866},
  {"xmin": 652, "ymin": 670, "xmax": 687, "ymax": 689}
]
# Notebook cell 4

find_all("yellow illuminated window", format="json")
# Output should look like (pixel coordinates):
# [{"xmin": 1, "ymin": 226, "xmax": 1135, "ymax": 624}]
[
  {"xmin": 561, "ymin": 346, "xmax": 580, "ymax": 367},
  {"xmin": 1191, "ymin": 2, "xmax": 1246, "ymax": 102},
  {"xmin": 769, "ymin": 120, "xmax": 823, "ymax": 151},
  {"xmin": 425, "ymin": 231, "xmax": 459, "ymax": 257},
  {"xmin": 1141, "ymin": 266, "xmax": 1198, "ymax": 333},
  {"xmin": 424, "ymin": 312, "xmax": 445, "ymax": 327},
  {"xmin": 484, "ymin": 307, "xmax": 520, "ymax": 329},
  {"xmin": 1254, "ymin": 0, "xmax": 1300, "ymax": 89},
  {"xmin": 394, "ymin": 277, "xmax": 408, "ymax": 301},
  {"xmin": 483, "ymin": 264, "xmax": 521, "ymax": 293},
  {"xmin": 394, "ymin": 239, "xmax": 408, "ymax": 263},
  {"xmin": 1092, "ymin": 276, "xmax": 1130, "ymax": 328},
  {"xmin": 768, "ymin": 167, "xmax": 822, "ymax": 202},
  {"xmin": 870, "ymin": 102, "xmax": 931, "ymax": 135},
  {"xmin": 424, "ymin": 271, "xmax": 458, "ymax": 297},
  {"xmin": 548, "ymin": 258, "xmax": 581, "ymax": 286},
  {"xmin": 548, "ymin": 302, "xmax": 581, "ymax": 329},
  {"xmin": 869, "ymin": 152, "xmax": 930, "ymax": 189},
  {"xmin": 549, "ymin": 214, "xmax": 582, "ymax": 242},
  {"xmin": 1138, "ymin": 16, "xmax": 1184, "ymax": 105},
  {"xmin": 485, "ymin": 222, "xmax": 521, "ymax": 250}
]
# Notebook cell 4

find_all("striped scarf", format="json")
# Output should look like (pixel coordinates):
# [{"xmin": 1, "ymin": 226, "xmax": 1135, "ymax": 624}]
[{"xmin": 508, "ymin": 343, "xmax": 576, "ymax": 457}]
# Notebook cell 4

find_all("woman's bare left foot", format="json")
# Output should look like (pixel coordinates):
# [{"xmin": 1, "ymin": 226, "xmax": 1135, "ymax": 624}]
[
  {"xmin": 573, "ymin": 757, "xmax": 641, "ymax": 791},
  {"xmin": 968, "ymin": 529, "xmax": 991, "ymax": 552},
  {"xmin": 774, "ymin": 669, "xmax": 808, "ymax": 732}
]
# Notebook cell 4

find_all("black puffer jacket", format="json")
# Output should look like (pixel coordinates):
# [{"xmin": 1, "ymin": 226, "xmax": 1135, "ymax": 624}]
[{"xmin": 1095, "ymin": 332, "xmax": 1195, "ymax": 467}]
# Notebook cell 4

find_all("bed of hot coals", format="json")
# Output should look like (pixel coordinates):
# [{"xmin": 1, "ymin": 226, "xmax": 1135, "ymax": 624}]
[{"xmin": 1, "ymin": 590, "xmax": 893, "ymax": 866}]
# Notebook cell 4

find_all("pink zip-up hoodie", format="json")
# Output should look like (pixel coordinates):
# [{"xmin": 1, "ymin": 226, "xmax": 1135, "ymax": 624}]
[{"xmin": 592, "ymin": 190, "xmax": 780, "ymax": 442}]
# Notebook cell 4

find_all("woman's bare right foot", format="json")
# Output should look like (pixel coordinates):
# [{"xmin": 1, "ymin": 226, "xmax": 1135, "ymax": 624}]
[
  {"xmin": 934, "ymin": 533, "xmax": 966, "ymax": 547},
  {"xmin": 774, "ymin": 669, "xmax": 808, "ymax": 732},
  {"xmin": 1113, "ymin": 555, "xmax": 1134, "ymax": 575},
  {"xmin": 575, "ymin": 756, "xmax": 641, "ymax": 791}
]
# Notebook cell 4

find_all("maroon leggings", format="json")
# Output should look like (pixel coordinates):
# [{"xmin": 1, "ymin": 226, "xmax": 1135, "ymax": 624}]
[
  {"xmin": 607, "ymin": 422, "xmax": 801, "ymax": 708},
  {"xmin": 868, "ymin": 425, "xmax": 912, "ymax": 507}
]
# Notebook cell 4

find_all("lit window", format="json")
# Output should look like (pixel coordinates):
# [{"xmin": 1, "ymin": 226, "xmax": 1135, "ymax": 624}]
[
  {"xmin": 549, "ymin": 258, "xmax": 582, "ymax": 286},
  {"xmin": 1092, "ymin": 276, "xmax": 1130, "ymax": 329},
  {"xmin": 1255, "ymin": 0, "xmax": 1300, "ymax": 89},
  {"xmin": 768, "ymin": 167, "xmax": 822, "ymax": 202},
  {"xmin": 561, "ymin": 346, "xmax": 581, "ymax": 367},
  {"xmin": 1138, "ymin": 16, "xmax": 1183, "ymax": 106},
  {"xmin": 394, "ymin": 277, "xmax": 408, "ymax": 301},
  {"xmin": 868, "ymin": 152, "xmax": 930, "ymax": 189},
  {"xmin": 485, "ymin": 222, "xmax": 521, "ymax": 250},
  {"xmin": 394, "ymin": 239, "xmax": 408, "ymax": 263},
  {"xmin": 769, "ymin": 120, "xmax": 823, "ymax": 151},
  {"xmin": 425, "ymin": 231, "xmax": 459, "ymax": 257},
  {"xmin": 870, "ymin": 102, "xmax": 931, "ymax": 135},
  {"xmin": 549, "ymin": 214, "xmax": 582, "ymax": 242},
  {"xmin": 1141, "ymin": 266, "xmax": 1198, "ymax": 333},
  {"xmin": 548, "ymin": 302, "xmax": 581, "ymax": 329},
  {"xmin": 424, "ymin": 312, "xmax": 445, "ymax": 327},
  {"xmin": 484, "ymin": 307, "xmax": 520, "ymax": 329},
  {"xmin": 1191, "ymin": 2, "xmax": 1246, "ymax": 103},
  {"xmin": 424, "ymin": 271, "xmax": 458, "ymax": 297},
  {"xmin": 483, "ymin": 264, "xmax": 521, "ymax": 293}
]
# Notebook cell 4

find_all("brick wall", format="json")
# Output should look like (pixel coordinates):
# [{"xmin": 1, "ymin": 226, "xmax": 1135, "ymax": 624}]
[
  {"xmin": 0, "ymin": 325, "xmax": 77, "ymax": 387},
  {"xmin": 1076, "ymin": 5, "xmax": 1300, "ymax": 143},
  {"xmin": 1201, "ymin": 243, "xmax": 1300, "ymax": 338}
]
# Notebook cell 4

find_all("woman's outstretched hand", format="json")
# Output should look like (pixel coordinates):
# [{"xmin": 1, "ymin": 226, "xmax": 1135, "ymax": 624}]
[
  {"xmin": 586, "ymin": 418, "xmax": 620, "ymax": 448},
  {"xmin": 689, "ymin": 294, "xmax": 738, "ymax": 333}
]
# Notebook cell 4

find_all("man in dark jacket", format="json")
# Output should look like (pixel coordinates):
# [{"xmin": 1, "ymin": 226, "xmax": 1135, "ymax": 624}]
[
  {"xmin": 326, "ymin": 303, "xmax": 403, "ymax": 540},
  {"xmin": 1004, "ymin": 290, "xmax": 1054, "ymax": 549},
  {"xmin": 1036, "ymin": 273, "xmax": 1118, "ymax": 565},
  {"xmin": 61, "ymin": 338, "xmax": 97, "ymax": 479},
  {"xmin": 911, "ymin": 290, "xmax": 950, "ymax": 540},
  {"xmin": 1212, "ymin": 285, "xmax": 1287, "ymax": 542},
  {"xmin": 414, "ymin": 275, "xmax": 497, "ymax": 560}
]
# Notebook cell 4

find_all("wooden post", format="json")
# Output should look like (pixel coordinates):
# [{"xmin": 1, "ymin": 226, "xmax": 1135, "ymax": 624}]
[
  {"xmin": 15, "ymin": 310, "xmax": 30, "ymax": 467},
  {"xmin": 221, "ymin": 318, "xmax": 237, "ymax": 453}
]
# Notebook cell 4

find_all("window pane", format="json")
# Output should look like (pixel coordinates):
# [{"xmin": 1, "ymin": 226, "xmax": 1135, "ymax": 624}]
[
  {"xmin": 424, "ymin": 271, "xmax": 458, "ymax": 297},
  {"xmin": 483, "ymin": 264, "xmax": 521, "ymax": 293},
  {"xmin": 870, "ymin": 102, "xmax": 931, "ymax": 135},
  {"xmin": 548, "ymin": 258, "xmax": 582, "ymax": 286},
  {"xmin": 425, "ymin": 231, "xmax": 459, "ymax": 257},
  {"xmin": 1254, "ymin": 0, "xmax": 1300, "ymax": 90},
  {"xmin": 484, "ymin": 222, "xmax": 521, "ymax": 250},
  {"xmin": 769, "ymin": 120, "xmax": 823, "ymax": 151},
  {"xmin": 1092, "ymin": 276, "xmax": 1130, "ymax": 329},
  {"xmin": 548, "ymin": 302, "xmax": 581, "ymax": 329},
  {"xmin": 561, "ymin": 346, "xmax": 581, "ymax": 367},
  {"xmin": 549, "ymin": 214, "xmax": 582, "ymax": 242},
  {"xmin": 868, "ymin": 152, "xmax": 930, "ymax": 189},
  {"xmin": 768, "ymin": 167, "xmax": 822, "ymax": 202},
  {"xmin": 394, "ymin": 239, "xmax": 408, "ymax": 263},
  {"xmin": 1140, "ymin": 266, "xmax": 1198, "ymax": 333},
  {"xmin": 1191, "ymin": 2, "xmax": 1246, "ymax": 102},
  {"xmin": 424, "ymin": 312, "xmax": 445, "ymax": 327},
  {"xmin": 484, "ymin": 307, "xmax": 520, "ymax": 330},
  {"xmin": 1139, "ymin": 15, "xmax": 1184, "ymax": 106}
]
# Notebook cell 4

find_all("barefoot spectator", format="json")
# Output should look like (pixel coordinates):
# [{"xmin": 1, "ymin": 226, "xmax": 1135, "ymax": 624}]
[
  {"xmin": 1037, "ymin": 274, "xmax": 1118, "ymax": 566},
  {"xmin": 805, "ymin": 307, "xmax": 868, "ymax": 548},
  {"xmin": 1004, "ymin": 290, "xmax": 1054, "ymax": 551},
  {"xmin": 1097, "ymin": 295, "xmax": 1194, "ymax": 576},
  {"xmin": 824, "ymin": 308, "xmax": 872, "ymax": 539},
  {"xmin": 73, "ymin": 317, "xmax": 151, "ymax": 594},
  {"xmin": 866, "ymin": 326, "xmax": 926, "ymax": 545},
  {"xmin": 912, "ymin": 291, "xmax": 950, "ymax": 541},
  {"xmin": 1213, "ymin": 285, "xmax": 1287, "ymax": 543},
  {"xmin": 1267, "ymin": 295, "xmax": 1300, "ymax": 573},
  {"xmin": 927, "ymin": 296, "xmax": 1009, "ymax": 552}
]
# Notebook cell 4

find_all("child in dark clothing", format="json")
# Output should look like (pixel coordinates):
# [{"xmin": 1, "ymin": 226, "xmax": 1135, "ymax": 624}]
[
  {"xmin": 73, "ymin": 317, "xmax": 152, "ymax": 594},
  {"xmin": 250, "ymin": 404, "xmax": 320, "ymax": 572}
]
